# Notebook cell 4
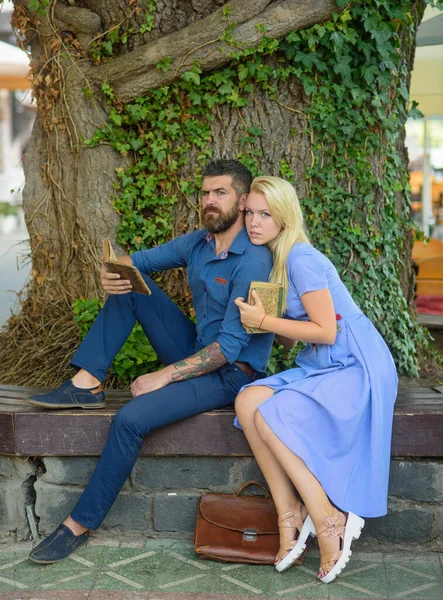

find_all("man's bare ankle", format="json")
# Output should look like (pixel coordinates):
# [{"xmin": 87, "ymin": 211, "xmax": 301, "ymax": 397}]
[
  {"xmin": 72, "ymin": 370, "xmax": 100, "ymax": 389},
  {"xmin": 63, "ymin": 516, "xmax": 88, "ymax": 536}
]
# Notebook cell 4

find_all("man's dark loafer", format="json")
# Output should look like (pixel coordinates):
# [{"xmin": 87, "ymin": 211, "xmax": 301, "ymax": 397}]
[
  {"xmin": 27, "ymin": 380, "xmax": 105, "ymax": 409},
  {"xmin": 29, "ymin": 524, "xmax": 89, "ymax": 564}
]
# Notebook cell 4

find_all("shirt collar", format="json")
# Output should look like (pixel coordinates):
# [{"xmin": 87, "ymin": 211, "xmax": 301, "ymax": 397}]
[
  {"xmin": 204, "ymin": 227, "xmax": 249, "ymax": 258},
  {"xmin": 228, "ymin": 227, "xmax": 249, "ymax": 255}
]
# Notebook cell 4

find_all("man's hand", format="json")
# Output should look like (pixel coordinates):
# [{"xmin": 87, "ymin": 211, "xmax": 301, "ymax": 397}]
[
  {"xmin": 234, "ymin": 290, "xmax": 266, "ymax": 329},
  {"xmin": 101, "ymin": 256, "xmax": 133, "ymax": 295},
  {"xmin": 131, "ymin": 343, "xmax": 226, "ymax": 398},
  {"xmin": 130, "ymin": 369, "xmax": 173, "ymax": 397}
]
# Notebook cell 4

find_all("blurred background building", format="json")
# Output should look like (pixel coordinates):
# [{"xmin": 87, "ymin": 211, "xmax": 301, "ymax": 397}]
[
  {"xmin": 407, "ymin": 6, "xmax": 443, "ymax": 237},
  {"xmin": 0, "ymin": 0, "xmax": 32, "ymax": 326},
  {"xmin": 0, "ymin": 0, "xmax": 34, "ymax": 207}
]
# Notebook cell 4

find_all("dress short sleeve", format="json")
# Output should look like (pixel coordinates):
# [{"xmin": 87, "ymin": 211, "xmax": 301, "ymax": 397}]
[{"xmin": 288, "ymin": 246, "xmax": 328, "ymax": 297}]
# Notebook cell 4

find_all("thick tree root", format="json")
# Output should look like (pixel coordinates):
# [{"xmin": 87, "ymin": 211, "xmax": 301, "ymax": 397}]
[{"xmin": 0, "ymin": 297, "xmax": 80, "ymax": 387}]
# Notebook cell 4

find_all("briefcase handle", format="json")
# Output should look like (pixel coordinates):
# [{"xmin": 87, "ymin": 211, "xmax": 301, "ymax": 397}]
[{"xmin": 235, "ymin": 480, "xmax": 272, "ymax": 498}]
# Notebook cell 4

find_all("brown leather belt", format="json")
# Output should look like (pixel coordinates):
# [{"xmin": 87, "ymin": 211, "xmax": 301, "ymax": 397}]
[{"xmin": 234, "ymin": 361, "xmax": 257, "ymax": 379}]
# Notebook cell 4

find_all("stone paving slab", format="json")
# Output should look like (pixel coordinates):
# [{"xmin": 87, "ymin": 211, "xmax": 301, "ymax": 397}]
[
  {"xmin": 0, "ymin": 539, "xmax": 442, "ymax": 599},
  {"xmin": 0, "ymin": 593, "xmax": 393, "ymax": 600}
]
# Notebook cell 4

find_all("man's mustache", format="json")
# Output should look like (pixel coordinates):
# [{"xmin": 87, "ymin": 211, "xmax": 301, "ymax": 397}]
[{"xmin": 203, "ymin": 206, "xmax": 222, "ymax": 216}]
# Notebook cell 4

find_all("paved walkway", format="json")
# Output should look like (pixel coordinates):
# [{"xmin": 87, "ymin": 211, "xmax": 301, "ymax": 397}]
[{"xmin": 1, "ymin": 537, "xmax": 442, "ymax": 599}]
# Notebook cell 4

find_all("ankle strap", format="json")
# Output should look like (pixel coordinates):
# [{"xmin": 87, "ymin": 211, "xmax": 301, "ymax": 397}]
[{"xmin": 316, "ymin": 511, "xmax": 345, "ymax": 539}]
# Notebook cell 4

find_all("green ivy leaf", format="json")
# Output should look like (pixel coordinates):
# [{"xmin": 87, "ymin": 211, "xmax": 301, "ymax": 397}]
[
  {"xmin": 238, "ymin": 64, "xmax": 249, "ymax": 82},
  {"xmin": 408, "ymin": 100, "xmax": 424, "ymax": 120},
  {"xmin": 219, "ymin": 81, "xmax": 234, "ymax": 95},
  {"xmin": 110, "ymin": 113, "xmax": 123, "ymax": 126},
  {"xmin": 183, "ymin": 71, "xmax": 201, "ymax": 86}
]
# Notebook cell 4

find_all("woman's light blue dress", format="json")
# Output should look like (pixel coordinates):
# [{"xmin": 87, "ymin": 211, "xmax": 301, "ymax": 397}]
[{"xmin": 237, "ymin": 243, "xmax": 398, "ymax": 518}]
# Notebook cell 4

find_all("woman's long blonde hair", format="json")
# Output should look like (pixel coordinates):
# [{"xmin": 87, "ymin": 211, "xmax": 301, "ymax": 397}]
[{"xmin": 250, "ymin": 176, "xmax": 310, "ymax": 312}]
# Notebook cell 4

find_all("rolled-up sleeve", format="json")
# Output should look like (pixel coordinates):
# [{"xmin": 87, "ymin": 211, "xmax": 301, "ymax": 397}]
[
  {"xmin": 131, "ymin": 233, "xmax": 196, "ymax": 274},
  {"xmin": 217, "ymin": 259, "xmax": 272, "ymax": 364}
]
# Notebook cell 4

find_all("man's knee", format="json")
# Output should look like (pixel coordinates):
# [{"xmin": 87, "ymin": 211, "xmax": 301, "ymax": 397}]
[
  {"xmin": 106, "ymin": 290, "xmax": 134, "ymax": 310},
  {"xmin": 112, "ymin": 402, "xmax": 144, "ymax": 437}
]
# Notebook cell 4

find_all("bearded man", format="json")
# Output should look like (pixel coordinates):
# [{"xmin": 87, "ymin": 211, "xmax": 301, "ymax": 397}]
[{"xmin": 27, "ymin": 159, "xmax": 274, "ymax": 563}]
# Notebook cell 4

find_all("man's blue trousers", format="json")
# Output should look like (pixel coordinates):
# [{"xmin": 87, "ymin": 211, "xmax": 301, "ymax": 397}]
[{"xmin": 69, "ymin": 276, "xmax": 251, "ymax": 530}]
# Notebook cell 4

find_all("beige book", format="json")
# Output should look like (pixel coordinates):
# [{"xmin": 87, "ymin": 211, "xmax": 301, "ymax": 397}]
[
  {"xmin": 103, "ymin": 239, "xmax": 151, "ymax": 295},
  {"xmin": 244, "ymin": 281, "xmax": 283, "ymax": 334}
]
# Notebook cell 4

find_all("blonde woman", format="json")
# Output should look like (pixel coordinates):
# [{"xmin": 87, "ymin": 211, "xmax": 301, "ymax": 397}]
[{"xmin": 234, "ymin": 176, "xmax": 397, "ymax": 583}]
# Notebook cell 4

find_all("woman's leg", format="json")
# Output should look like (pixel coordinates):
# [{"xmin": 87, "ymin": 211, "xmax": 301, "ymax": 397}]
[
  {"xmin": 253, "ymin": 410, "xmax": 352, "ymax": 578},
  {"xmin": 235, "ymin": 387, "xmax": 308, "ymax": 563}
]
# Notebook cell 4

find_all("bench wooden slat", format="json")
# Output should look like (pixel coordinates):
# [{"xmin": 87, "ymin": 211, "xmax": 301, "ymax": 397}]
[
  {"xmin": 13, "ymin": 396, "xmax": 437, "ymax": 409},
  {"xmin": 0, "ymin": 398, "xmax": 30, "ymax": 407},
  {"xmin": 4, "ymin": 395, "xmax": 443, "ymax": 409},
  {"xmin": 398, "ymin": 387, "xmax": 442, "ymax": 394},
  {"xmin": 14, "ymin": 410, "xmax": 250, "ymax": 457},
  {"xmin": 396, "ymin": 394, "xmax": 443, "ymax": 402},
  {"xmin": 0, "ymin": 384, "xmax": 131, "ymax": 397},
  {"xmin": 395, "ymin": 398, "xmax": 443, "ymax": 408},
  {"xmin": 395, "ymin": 406, "xmax": 443, "ymax": 415},
  {"xmin": 13, "ymin": 408, "xmax": 443, "ymax": 458},
  {"xmin": 0, "ymin": 386, "xmax": 46, "ymax": 398},
  {"xmin": 0, "ymin": 390, "xmax": 38, "ymax": 400},
  {"xmin": 1, "ymin": 385, "xmax": 443, "ymax": 457},
  {"xmin": 3, "ymin": 385, "xmax": 440, "ymax": 400}
]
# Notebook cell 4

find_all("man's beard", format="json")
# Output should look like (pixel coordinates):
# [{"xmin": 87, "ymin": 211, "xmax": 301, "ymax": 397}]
[{"xmin": 202, "ymin": 199, "xmax": 241, "ymax": 234}]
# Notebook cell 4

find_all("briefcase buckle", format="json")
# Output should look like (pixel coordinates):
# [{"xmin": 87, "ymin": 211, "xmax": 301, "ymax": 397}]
[{"xmin": 243, "ymin": 528, "xmax": 258, "ymax": 542}]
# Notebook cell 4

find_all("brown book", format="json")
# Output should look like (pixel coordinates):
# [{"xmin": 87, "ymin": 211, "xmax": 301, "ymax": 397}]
[
  {"xmin": 244, "ymin": 281, "xmax": 283, "ymax": 334},
  {"xmin": 103, "ymin": 239, "xmax": 151, "ymax": 295}
]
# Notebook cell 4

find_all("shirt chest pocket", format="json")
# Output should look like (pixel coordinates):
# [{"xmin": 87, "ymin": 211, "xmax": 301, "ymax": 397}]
[{"xmin": 209, "ymin": 277, "xmax": 231, "ymax": 308}]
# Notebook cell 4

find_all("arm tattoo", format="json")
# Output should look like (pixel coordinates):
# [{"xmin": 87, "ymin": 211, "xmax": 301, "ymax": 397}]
[{"xmin": 170, "ymin": 342, "xmax": 226, "ymax": 382}]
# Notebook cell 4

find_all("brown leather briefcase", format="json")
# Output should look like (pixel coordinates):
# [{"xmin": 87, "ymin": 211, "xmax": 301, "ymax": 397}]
[{"xmin": 194, "ymin": 481, "xmax": 281, "ymax": 564}]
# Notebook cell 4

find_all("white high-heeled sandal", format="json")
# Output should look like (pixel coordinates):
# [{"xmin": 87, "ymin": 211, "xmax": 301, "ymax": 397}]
[
  {"xmin": 317, "ymin": 510, "xmax": 365, "ymax": 584},
  {"xmin": 275, "ymin": 510, "xmax": 316, "ymax": 573}
]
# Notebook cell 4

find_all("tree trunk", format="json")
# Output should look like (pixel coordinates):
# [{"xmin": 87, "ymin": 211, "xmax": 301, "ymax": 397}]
[{"xmin": 0, "ymin": 0, "xmax": 431, "ymax": 385}]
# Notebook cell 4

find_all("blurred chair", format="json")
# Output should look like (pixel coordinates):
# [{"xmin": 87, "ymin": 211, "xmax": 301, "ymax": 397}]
[
  {"xmin": 412, "ymin": 238, "xmax": 443, "ymax": 264},
  {"xmin": 415, "ymin": 255, "xmax": 443, "ymax": 296},
  {"xmin": 409, "ymin": 170, "xmax": 423, "ymax": 195}
]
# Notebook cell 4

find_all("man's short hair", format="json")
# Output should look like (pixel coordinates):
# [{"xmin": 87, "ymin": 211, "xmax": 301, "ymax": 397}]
[{"xmin": 202, "ymin": 159, "xmax": 252, "ymax": 196}]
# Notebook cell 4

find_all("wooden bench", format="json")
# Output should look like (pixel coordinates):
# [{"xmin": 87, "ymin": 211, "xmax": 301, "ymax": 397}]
[{"xmin": 1, "ymin": 385, "xmax": 443, "ymax": 458}]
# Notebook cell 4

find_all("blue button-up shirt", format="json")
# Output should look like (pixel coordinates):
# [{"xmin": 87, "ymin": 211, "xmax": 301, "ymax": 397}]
[{"xmin": 131, "ymin": 227, "xmax": 274, "ymax": 374}]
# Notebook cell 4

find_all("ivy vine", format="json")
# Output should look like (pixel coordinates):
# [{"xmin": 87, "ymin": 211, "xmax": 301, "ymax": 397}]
[
  {"xmin": 74, "ymin": 0, "xmax": 443, "ymax": 381},
  {"xmin": 89, "ymin": 1, "xmax": 157, "ymax": 62}
]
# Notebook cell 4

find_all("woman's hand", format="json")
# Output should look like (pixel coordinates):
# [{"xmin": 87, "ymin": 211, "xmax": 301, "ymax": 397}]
[{"xmin": 234, "ymin": 290, "xmax": 267, "ymax": 329}]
